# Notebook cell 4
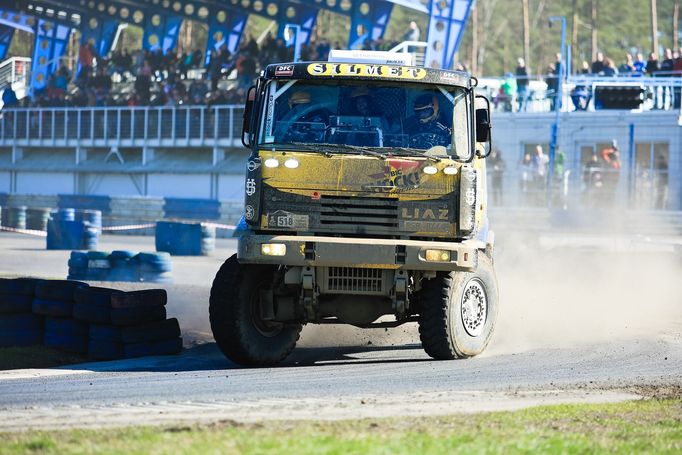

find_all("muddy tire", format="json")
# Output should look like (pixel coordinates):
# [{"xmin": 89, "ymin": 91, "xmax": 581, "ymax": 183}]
[
  {"xmin": 418, "ymin": 254, "xmax": 498, "ymax": 360},
  {"xmin": 209, "ymin": 254, "xmax": 301, "ymax": 367}
]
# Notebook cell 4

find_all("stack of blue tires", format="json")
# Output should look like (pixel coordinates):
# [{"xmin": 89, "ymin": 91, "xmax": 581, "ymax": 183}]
[
  {"xmin": 47, "ymin": 218, "xmax": 99, "ymax": 251},
  {"xmin": 1, "ymin": 206, "xmax": 27, "ymax": 230},
  {"xmin": 74, "ymin": 288, "xmax": 182, "ymax": 360},
  {"xmin": 26, "ymin": 208, "xmax": 51, "ymax": 231},
  {"xmin": 32, "ymin": 280, "xmax": 90, "ymax": 354},
  {"xmin": 0, "ymin": 278, "xmax": 43, "ymax": 347},
  {"xmin": 136, "ymin": 252, "xmax": 173, "ymax": 282},
  {"xmin": 155, "ymin": 221, "xmax": 215, "ymax": 256},
  {"xmin": 67, "ymin": 251, "xmax": 172, "ymax": 283}
]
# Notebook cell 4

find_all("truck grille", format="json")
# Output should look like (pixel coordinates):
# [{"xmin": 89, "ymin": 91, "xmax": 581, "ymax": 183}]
[
  {"xmin": 319, "ymin": 196, "xmax": 398, "ymax": 229},
  {"xmin": 325, "ymin": 267, "xmax": 387, "ymax": 295}
]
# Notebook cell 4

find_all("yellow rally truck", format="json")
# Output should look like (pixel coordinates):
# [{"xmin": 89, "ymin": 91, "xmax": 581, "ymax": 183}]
[{"xmin": 209, "ymin": 56, "xmax": 496, "ymax": 366}]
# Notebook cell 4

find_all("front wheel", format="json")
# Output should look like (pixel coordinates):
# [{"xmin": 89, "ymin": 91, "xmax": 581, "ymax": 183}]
[
  {"xmin": 418, "ymin": 255, "xmax": 499, "ymax": 360},
  {"xmin": 209, "ymin": 254, "xmax": 302, "ymax": 366}
]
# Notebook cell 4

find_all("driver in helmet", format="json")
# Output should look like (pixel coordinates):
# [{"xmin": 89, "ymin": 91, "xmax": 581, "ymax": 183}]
[
  {"xmin": 278, "ymin": 90, "xmax": 330, "ymax": 142},
  {"xmin": 406, "ymin": 93, "xmax": 451, "ymax": 148}
]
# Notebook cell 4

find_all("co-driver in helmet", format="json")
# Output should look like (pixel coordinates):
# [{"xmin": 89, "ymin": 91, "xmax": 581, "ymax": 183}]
[{"xmin": 405, "ymin": 93, "xmax": 451, "ymax": 149}]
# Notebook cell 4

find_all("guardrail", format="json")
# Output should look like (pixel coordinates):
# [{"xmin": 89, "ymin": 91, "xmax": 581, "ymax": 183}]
[
  {"xmin": 0, "ymin": 104, "xmax": 245, "ymax": 148},
  {"xmin": 477, "ymin": 74, "xmax": 682, "ymax": 113}
]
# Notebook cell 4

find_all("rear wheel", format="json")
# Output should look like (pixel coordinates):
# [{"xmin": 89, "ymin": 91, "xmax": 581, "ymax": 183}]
[
  {"xmin": 418, "ymin": 255, "xmax": 498, "ymax": 360},
  {"xmin": 209, "ymin": 254, "xmax": 302, "ymax": 366}
]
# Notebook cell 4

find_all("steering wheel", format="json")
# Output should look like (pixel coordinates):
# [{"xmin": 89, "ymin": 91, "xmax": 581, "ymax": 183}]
[
  {"xmin": 409, "ymin": 132, "xmax": 449, "ymax": 149},
  {"xmin": 274, "ymin": 101, "xmax": 336, "ymax": 141}
]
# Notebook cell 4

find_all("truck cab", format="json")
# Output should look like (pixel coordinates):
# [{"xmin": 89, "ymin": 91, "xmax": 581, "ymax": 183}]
[{"xmin": 209, "ymin": 53, "xmax": 497, "ymax": 366}]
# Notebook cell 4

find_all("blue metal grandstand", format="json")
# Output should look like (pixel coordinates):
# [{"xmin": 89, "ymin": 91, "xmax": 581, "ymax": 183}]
[{"xmin": 2, "ymin": 0, "xmax": 474, "ymax": 92}]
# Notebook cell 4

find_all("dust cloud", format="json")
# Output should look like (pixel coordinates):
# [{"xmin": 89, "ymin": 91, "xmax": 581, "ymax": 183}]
[
  {"xmin": 488, "ymin": 227, "xmax": 682, "ymax": 356},
  {"xmin": 301, "ymin": 211, "xmax": 682, "ymax": 354},
  {"xmin": 155, "ymin": 212, "xmax": 682, "ymax": 354}
]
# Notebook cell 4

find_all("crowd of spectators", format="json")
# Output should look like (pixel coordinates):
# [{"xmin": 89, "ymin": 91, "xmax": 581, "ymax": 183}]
[
  {"xmin": 493, "ymin": 47, "xmax": 682, "ymax": 113},
  {"xmin": 17, "ymin": 33, "xmax": 314, "ymax": 109}
]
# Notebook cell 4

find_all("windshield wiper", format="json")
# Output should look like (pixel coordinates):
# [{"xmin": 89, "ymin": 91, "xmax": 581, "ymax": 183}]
[
  {"xmin": 262, "ymin": 142, "xmax": 332, "ymax": 157},
  {"xmin": 318, "ymin": 143, "xmax": 387, "ymax": 159},
  {"xmin": 385, "ymin": 147, "xmax": 442, "ymax": 163}
]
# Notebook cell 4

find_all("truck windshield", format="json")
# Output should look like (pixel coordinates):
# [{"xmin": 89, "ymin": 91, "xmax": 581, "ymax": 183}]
[{"xmin": 257, "ymin": 79, "xmax": 471, "ymax": 159}]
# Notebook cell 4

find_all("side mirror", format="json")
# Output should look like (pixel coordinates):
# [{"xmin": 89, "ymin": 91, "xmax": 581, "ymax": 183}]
[
  {"xmin": 475, "ymin": 95, "xmax": 492, "ymax": 158},
  {"xmin": 475, "ymin": 108, "xmax": 490, "ymax": 142},
  {"xmin": 241, "ymin": 86, "xmax": 257, "ymax": 147}
]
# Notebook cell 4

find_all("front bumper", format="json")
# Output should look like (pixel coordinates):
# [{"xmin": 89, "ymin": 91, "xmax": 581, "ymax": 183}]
[{"xmin": 238, "ymin": 235, "xmax": 481, "ymax": 271}]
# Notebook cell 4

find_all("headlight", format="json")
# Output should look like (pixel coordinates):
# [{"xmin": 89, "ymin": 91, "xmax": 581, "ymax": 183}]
[
  {"xmin": 284, "ymin": 158, "xmax": 299, "ymax": 169},
  {"xmin": 423, "ymin": 165, "xmax": 438, "ymax": 175},
  {"xmin": 264, "ymin": 158, "xmax": 279, "ymax": 168},
  {"xmin": 261, "ymin": 243, "xmax": 286, "ymax": 256},
  {"xmin": 443, "ymin": 166, "xmax": 458, "ymax": 175},
  {"xmin": 424, "ymin": 249, "xmax": 451, "ymax": 262}
]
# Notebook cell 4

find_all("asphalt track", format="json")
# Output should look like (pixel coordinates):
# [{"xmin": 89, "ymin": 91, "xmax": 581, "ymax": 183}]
[{"xmin": 0, "ymin": 231, "xmax": 680, "ymax": 429}]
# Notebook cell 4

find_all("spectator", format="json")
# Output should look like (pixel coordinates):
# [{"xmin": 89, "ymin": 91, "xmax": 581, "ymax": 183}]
[
  {"xmin": 578, "ymin": 60, "xmax": 590, "ymax": 75},
  {"xmin": 646, "ymin": 52, "xmax": 660, "ymax": 108},
  {"xmin": 600, "ymin": 140, "xmax": 621, "ymax": 204},
  {"xmin": 633, "ymin": 53, "xmax": 646, "ymax": 74},
  {"xmin": 545, "ymin": 63, "xmax": 559, "ymax": 111},
  {"xmin": 618, "ymin": 54, "xmax": 634, "ymax": 74},
  {"xmin": 660, "ymin": 48, "xmax": 675, "ymax": 108},
  {"xmin": 402, "ymin": 21, "xmax": 421, "ymax": 42},
  {"xmin": 89, "ymin": 66, "xmax": 112, "ymax": 106},
  {"xmin": 591, "ymin": 52, "xmax": 605, "ymax": 74},
  {"xmin": 188, "ymin": 79, "xmax": 209, "ymax": 105},
  {"xmin": 602, "ymin": 58, "xmax": 618, "ymax": 77},
  {"xmin": 660, "ymin": 48, "xmax": 674, "ymax": 75},
  {"xmin": 499, "ymin": 72, "xmax": 517, "ymax": 112},
  {"xmin": 489, "ymin": 149, "xmax": 505, "ymax": 205},
  {"xmin": 2, "ymin": 85, "xmax": 18, "ymax": 108},
  {"xmin": 645, "ymin": 52, "xmax": 659, "ymax": 76},
  {"xmin": 515, "ymin": 57, "xmax": 529, "ymax": 112},
  {"xmin": 78, "ymin": 39, "xmax": 96, "ymax": 85},
  {"xmin": 134, "ymin": 60, "xmax": 152, "ymax": 104}
]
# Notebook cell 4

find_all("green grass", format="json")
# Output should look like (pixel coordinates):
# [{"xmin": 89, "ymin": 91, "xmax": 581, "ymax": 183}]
[
  {"xmin": 0, "ymin": 346, "xmax": 86, "ymax": 371},
  {"xmin": 0, "ymin": 399, "xmax": 680, "ymax": 454}
]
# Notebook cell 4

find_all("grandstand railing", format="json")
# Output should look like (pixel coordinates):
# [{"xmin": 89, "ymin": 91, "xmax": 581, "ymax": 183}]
[
  {"xmin": 477, "ymin": 74, "xmax": 682, "ymax": 113},
  {"xmin": 0, "ymin": 104, "xmax": 244, "ymax": 148}
]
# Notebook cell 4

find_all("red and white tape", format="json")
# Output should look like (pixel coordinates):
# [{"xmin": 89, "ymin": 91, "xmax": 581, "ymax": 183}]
[
  {"xmin": 201, "ymin": 222, "xmax": 237, "ymax": 230},
  {"xmin": 1, "ymin": 221, "xmax": 237, "ymax": 236},
  {"xmin": 100, "ymin": 223, "xmax": 156, "ymax": 231},
  {"xmin": 0, "ymin": 226, "xmax": 47, "ymax": 237}
]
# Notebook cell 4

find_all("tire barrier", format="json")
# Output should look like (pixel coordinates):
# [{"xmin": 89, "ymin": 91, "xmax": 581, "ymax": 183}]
[
  {"xmin": 1, "ymin": 196, "xmax": 240, "ymax": 239},
  {"xmin": 67, "ymin": 251, "xmax": 173, "ymax": 283},
  {"xmin": 46, "ymin": 219, "xmax": 99, "ymax": 250},
  {"xmin": 0, "ymin": 278, "xmax": 42, "ymax": 347},
  {"xmin": 1, "ymin": 206, "xmax": 27, "ymax": 230},
  {"xmin": 155, "ymin": 221, "xmax": 216, "ymax": 256},
  {"xmin": 58, "ymin": 195, "xmax": 111, "ymax": 216},
  {"xmin": 32, "ymin": 280, "xmax": 89, "ymax": 318},
  {"xmin": 0, "ymin": 276, "xmax": 182, "ymax": 360},
  {"xmin": 0, "ymin": 314, "xmax": 43, "ymax": 347},
  {"xmin": 75, "ymin": 209, "xmax": 102, "ymax": 230},
  {"xmin": 53, "ymin": 208, "xmax": 76, "ymax": 222},
  {"xmin": 85, "ymin": 290, "xmax": 181, "ymax": 360},
  {"xmin": 163, "ymin": 198, "xmax": 221, "ymax": 221},
  {"xmin": 26, "ymin": 208, "xmax": 51, "ymax": 231},
  {"xmin": 44, "ymin": 317, "xmax": 89, "ymax": 353}
]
